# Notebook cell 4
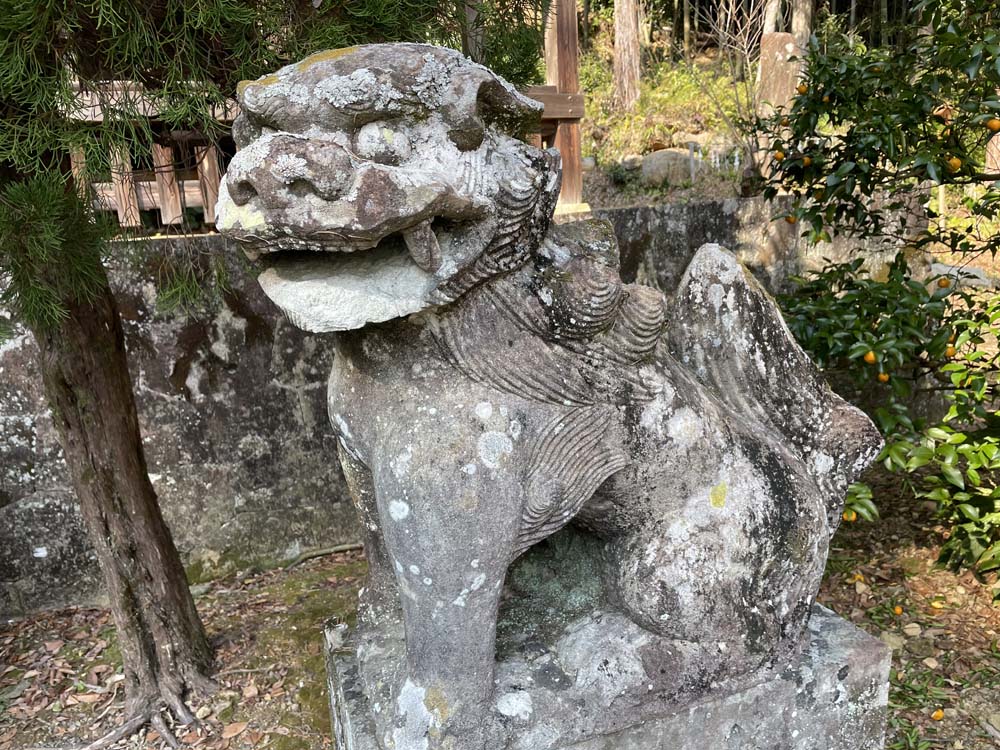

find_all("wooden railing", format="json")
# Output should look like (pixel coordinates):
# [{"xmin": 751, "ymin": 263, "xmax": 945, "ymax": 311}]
[{"xmin": 70, "ymin": 85, "xmax": 583, "ymax": 231}]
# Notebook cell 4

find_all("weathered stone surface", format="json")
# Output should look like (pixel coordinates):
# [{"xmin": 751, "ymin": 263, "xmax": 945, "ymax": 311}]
[
  {"xmin": 327, "ymin": 600, "xmax": 889, "ymax": 750},
  {"xmin": 0, "ymin": 237, "xmax": 358, "ymax": 619},
  {"xmin": 219, "ymin": 44, "xmax": 885, "ymax": 750}
]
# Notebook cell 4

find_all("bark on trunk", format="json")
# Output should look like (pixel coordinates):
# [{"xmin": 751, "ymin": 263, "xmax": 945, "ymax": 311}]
[
  {"xmin": 614, "ymin": 0, "xmax": 642, "ymax": 109},
  {"xmin": 30, "ymin": 263, "xmax": 212, "ymax": 721},
  {"xmin": 763, "ymin": 0, "xmax": 783, "ymax": 34},
  {"xmin": 791, "ymin": 0, "xmax": 813, "ymax": 48}
]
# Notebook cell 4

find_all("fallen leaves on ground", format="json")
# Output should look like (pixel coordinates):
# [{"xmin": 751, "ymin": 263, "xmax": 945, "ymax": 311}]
[
  {"xmin": 818, "ymin": 468, "xmax": 1000, "ymax": 750},
  {"xmin": 0, "ymin": 549, "xmax": 365, "ymax": 750}
]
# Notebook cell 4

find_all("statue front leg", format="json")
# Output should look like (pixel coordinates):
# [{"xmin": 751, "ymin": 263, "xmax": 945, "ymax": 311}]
[{"xmin": 369, "ymin": 454, "xmax": 522, "ymax": 750}]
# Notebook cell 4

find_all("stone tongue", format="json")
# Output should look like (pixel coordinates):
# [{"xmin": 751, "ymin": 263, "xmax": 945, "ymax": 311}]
[{"xmin": 402, "ymin": 220, "xmax": 442, "ymax": 273}]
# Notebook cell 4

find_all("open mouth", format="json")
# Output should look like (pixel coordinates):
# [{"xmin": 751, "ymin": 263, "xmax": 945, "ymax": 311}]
[
  {"xmin": 235, "ymin": 218, "xmax": 453, "ymax": 334},
  {"xmin": 231, "ymin": 216, "xmax": 444, "ymax": 275}
]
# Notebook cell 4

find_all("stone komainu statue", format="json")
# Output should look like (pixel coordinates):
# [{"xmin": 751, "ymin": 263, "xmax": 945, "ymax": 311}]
[{"xmin": 218, "ymin": 44, "xmax": 882, "ymax": 750}]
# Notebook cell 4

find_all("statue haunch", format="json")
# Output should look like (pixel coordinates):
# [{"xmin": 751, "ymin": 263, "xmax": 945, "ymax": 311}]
[{"xmin": 218, "ymin": 44, "xmax": 882, "ymax": 750}]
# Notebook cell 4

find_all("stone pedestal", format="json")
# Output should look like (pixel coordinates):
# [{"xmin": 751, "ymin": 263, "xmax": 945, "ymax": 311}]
[{"xmin": 325, "ymin": 604, "xmax": 890, "ymax": 750}]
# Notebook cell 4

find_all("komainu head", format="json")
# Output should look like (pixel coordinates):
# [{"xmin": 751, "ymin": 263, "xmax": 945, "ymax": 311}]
[{"xmin": 217, "ymin": 43, "xmax": 561, "ymax": 332}]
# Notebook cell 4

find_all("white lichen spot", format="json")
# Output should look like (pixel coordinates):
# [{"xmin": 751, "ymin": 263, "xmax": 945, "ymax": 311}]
[
  {"xmin": 390, "ymin": 446, "xmax": 413, "ymax": 478},
  {"xmin": 392, "ymin": 679, "xmax": 433, "ymax": 750},
  {"xmin": 477, "ymin": 432, "xmax": 513, "ymax": 469},
  {"xmin": 474, "ymin": 401, "xmax": 493, "ymax": 420},
  {"xmin": 461, "ymin": 463, "xmax": 477, "ymax": 476},
  {"xmin": 409, "ymin": 564, "xmax": 421, "ymax": 576},
  {"xmin": 811, "ymin": 451, "xmax": 835, "ymax": 476},
  {"xmin": 470, "ymin": 573, "xmax": 487, "ymax": 591},
  {"xmin": 389, "ymin": 500, "xmax": 411, "ymax": 521},
  {"xmin": 666, "ymin": 408, "xmax": 703, "ymax": 449},
  {"xmin": 422, "ymin": 577, "xmax": 433, "ymax": 586},
  {"xmin": 496, "ymin": 691, "xmax": 533, "ymax": 721}
]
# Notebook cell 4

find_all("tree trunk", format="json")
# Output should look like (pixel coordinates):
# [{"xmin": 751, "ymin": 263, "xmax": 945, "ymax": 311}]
[
  {"xmin": 791, "ymin": 0, "xmax": 813, "ymax": 48},
  {"xmin": 614, "ymin": 0, "xmax": 642, "ymax": 110},
  {"xmin": 683, "ymin": 0, "xmax": 691, "ymax": 57},
  {"xmin": 879, "ymin": 0, "xmax": 889, "ymax": 47},
  {"xmin": 763, "ymin": 0, "xmax": 783, "ymax": 34},
  {"xmin": 31, "ymin": 262, "xmax": 212, "ymax": 730}
]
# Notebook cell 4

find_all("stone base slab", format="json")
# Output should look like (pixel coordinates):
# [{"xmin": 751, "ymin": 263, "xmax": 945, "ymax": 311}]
[{"xmin": 324, "ymin": 604, "xmax": 890, "ymax": 750}]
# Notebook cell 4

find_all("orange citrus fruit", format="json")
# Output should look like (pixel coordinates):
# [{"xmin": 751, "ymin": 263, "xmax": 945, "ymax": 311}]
[
  {"xmin": 931, "ymin": 709, "xmax": 944, "ymax": 721},
  {"xmin": 937, "ymin": 277, "xmax": 950, "ymax": 288},
  {"xmin": 774, "ymin": 150, "xmax": 785, "ymax": 161},
  {"xmin": 893, "ymin": 605, "xmax": 903, "ymax": 615},
  {"xmin": 878, "ymin": 372, "xmax": 890, "ymax": 383},
  {"xmin": 797, "ymin": 83, "xmax": 808, "ymax": 95},
  {"xmin": 946, "ymin": 345, "xmax": 957, "ymax": 357},
  {"xmin": 863, "ymin": 350, "xmax": 877, "ymax": 364},
  {"xmin": 843, "ymin": 509, "xmax": 858, "ymax": 522},
  {"xmin": 780, "ymin": 117, "xmax": 790, "ymax": 126},
  {"xmin": 785, "ymin": 215, "xmax": 798, "ymax": 224},
  {"xmin": 947, "ymin": 156, "xmax": 962, "ymax": 172},
  {"xmin": 802, "ymin": 155, "xmax": 813, "ymax": 167},
  {"xmin": 987, "ymin": 118, "xmax": 1000, "ymax": 132},
  {"xmin": 822, "ymin": 95, "xmax": 831, "ymax": 103}
]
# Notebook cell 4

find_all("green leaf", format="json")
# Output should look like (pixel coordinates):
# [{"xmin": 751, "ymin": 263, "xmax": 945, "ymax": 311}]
[{"xmin": 941, "ymin": 463, "xmax": 965, "ymax": 489}]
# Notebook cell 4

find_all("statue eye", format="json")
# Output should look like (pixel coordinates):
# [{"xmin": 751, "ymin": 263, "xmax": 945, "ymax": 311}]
[{"xmin": 354, "ymin": 121, "xmax": 412, "ymax": 165}]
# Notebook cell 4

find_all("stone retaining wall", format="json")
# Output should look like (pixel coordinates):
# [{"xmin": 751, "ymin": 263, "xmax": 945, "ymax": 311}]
[{"xmin": 0, "ymin": 236, "xmax": 357, "ymax": 619}]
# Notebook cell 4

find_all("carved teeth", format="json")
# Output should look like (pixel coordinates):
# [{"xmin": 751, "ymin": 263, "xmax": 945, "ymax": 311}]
[{"xmin": 402, "ymin": 220, "xmax": 442, "ymax": 273}]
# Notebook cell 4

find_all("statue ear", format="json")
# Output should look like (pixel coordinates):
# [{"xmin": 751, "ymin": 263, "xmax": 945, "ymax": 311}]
[{"xmin": 444, "ymin": 67, "xmax": 543, "ymax": 149}]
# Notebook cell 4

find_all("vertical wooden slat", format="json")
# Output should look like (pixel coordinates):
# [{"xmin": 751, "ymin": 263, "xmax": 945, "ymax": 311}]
[
  {"xmin": 194, "ymin": 145, "xmax": 221, "ymax": 225},
  {"xmin": 69, "ymin": 147, "xmax": 88, "ymax": 198},
  {"xmin": 553, "ymin": 0, "xmax": 583, "ymax": 205},
  {"xmin": 151, "ymin": 143, "xmax": 183, "ymax": 225},
  {"xmin": 110, "ymin": 148, "xmax": 141, "ymax": 227}
]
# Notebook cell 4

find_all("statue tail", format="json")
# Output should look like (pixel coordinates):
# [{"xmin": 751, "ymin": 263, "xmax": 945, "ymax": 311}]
[{"xmin": 666, "ymin": 244, "xmax": 883, "ymax": 528}]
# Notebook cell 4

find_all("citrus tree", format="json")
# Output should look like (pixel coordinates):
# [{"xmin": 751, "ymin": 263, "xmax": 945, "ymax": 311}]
[
  {"xmin": 763, "ymin": 0, "xmax": 1000, "ymax": 253},
  {"xmin": 762, "ymin": 0, "xmax": 1000, "ymax": 591}
]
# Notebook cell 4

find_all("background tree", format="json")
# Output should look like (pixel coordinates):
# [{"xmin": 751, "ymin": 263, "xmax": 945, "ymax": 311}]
[
  {"xmin": 762, "ymin": 0, "xmax": 1000, "ymax": 585},
  {"xmin": 614, "ymin": 0, "xmax": 643, "ymax": 108},
  {"xmin": 0, "ymin": 1, "xmax": 548, "ymax": 745}
]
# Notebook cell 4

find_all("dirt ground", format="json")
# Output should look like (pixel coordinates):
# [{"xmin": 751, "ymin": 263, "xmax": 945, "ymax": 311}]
[{"xmin": 3, "ymin": 470, "xmax": 1000, "ymax": 750}]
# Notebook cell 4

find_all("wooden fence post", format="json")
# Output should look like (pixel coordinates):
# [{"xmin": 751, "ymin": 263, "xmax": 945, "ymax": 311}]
[
  {"xmin": 110, "ymin": 148, "xmax": 141, "ymax": 228},
  {"xmin": 151, "ymin": 143, "xmax": 183, "ymax": 225},
  {"xmin": 195, "ymin": 145, "xmax": 221, "ymax": 225},
  {"xmin": 545, "ymin": 0, "xmax": 584, "ymax": 207}
]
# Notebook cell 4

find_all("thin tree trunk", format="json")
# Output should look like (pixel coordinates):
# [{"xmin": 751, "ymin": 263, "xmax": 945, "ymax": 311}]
[
  {"xmin": 791, "ymin": 0, "xmax": 813, "ymax": 48},
  {"xmin": 683, "ymin": 0, "xmax": 691, "ymax": 57},
  {"xmin": 763, "ymin": 0, "xmax": 783, "ymax": 33},
  {"xmin": 614, "ymin": 0, "xmax": 642, "ymax": 109},
  {"xmin": 879, "ymin": 0, "xmax": 889, "ymax": 47},
  {"xmin": 31, "ymin": 262, "xmax": 212, "ymax": 738}
]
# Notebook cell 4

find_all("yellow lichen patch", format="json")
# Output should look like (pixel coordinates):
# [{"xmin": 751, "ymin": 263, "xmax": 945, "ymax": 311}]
[
  {"xmin": 297, "ymin": 47, "xmax": 359, "ymax": 71},
  {"xmin": 709, "ymin": 481, "xmax": 727, "ymax": 509},
  {"xmin": 237, "ymin": 74, "xmax": 280, "ymax": 97},
  {"xmin": 424, "ymin": 685, "xmax": 450, "ymax": 722}
]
